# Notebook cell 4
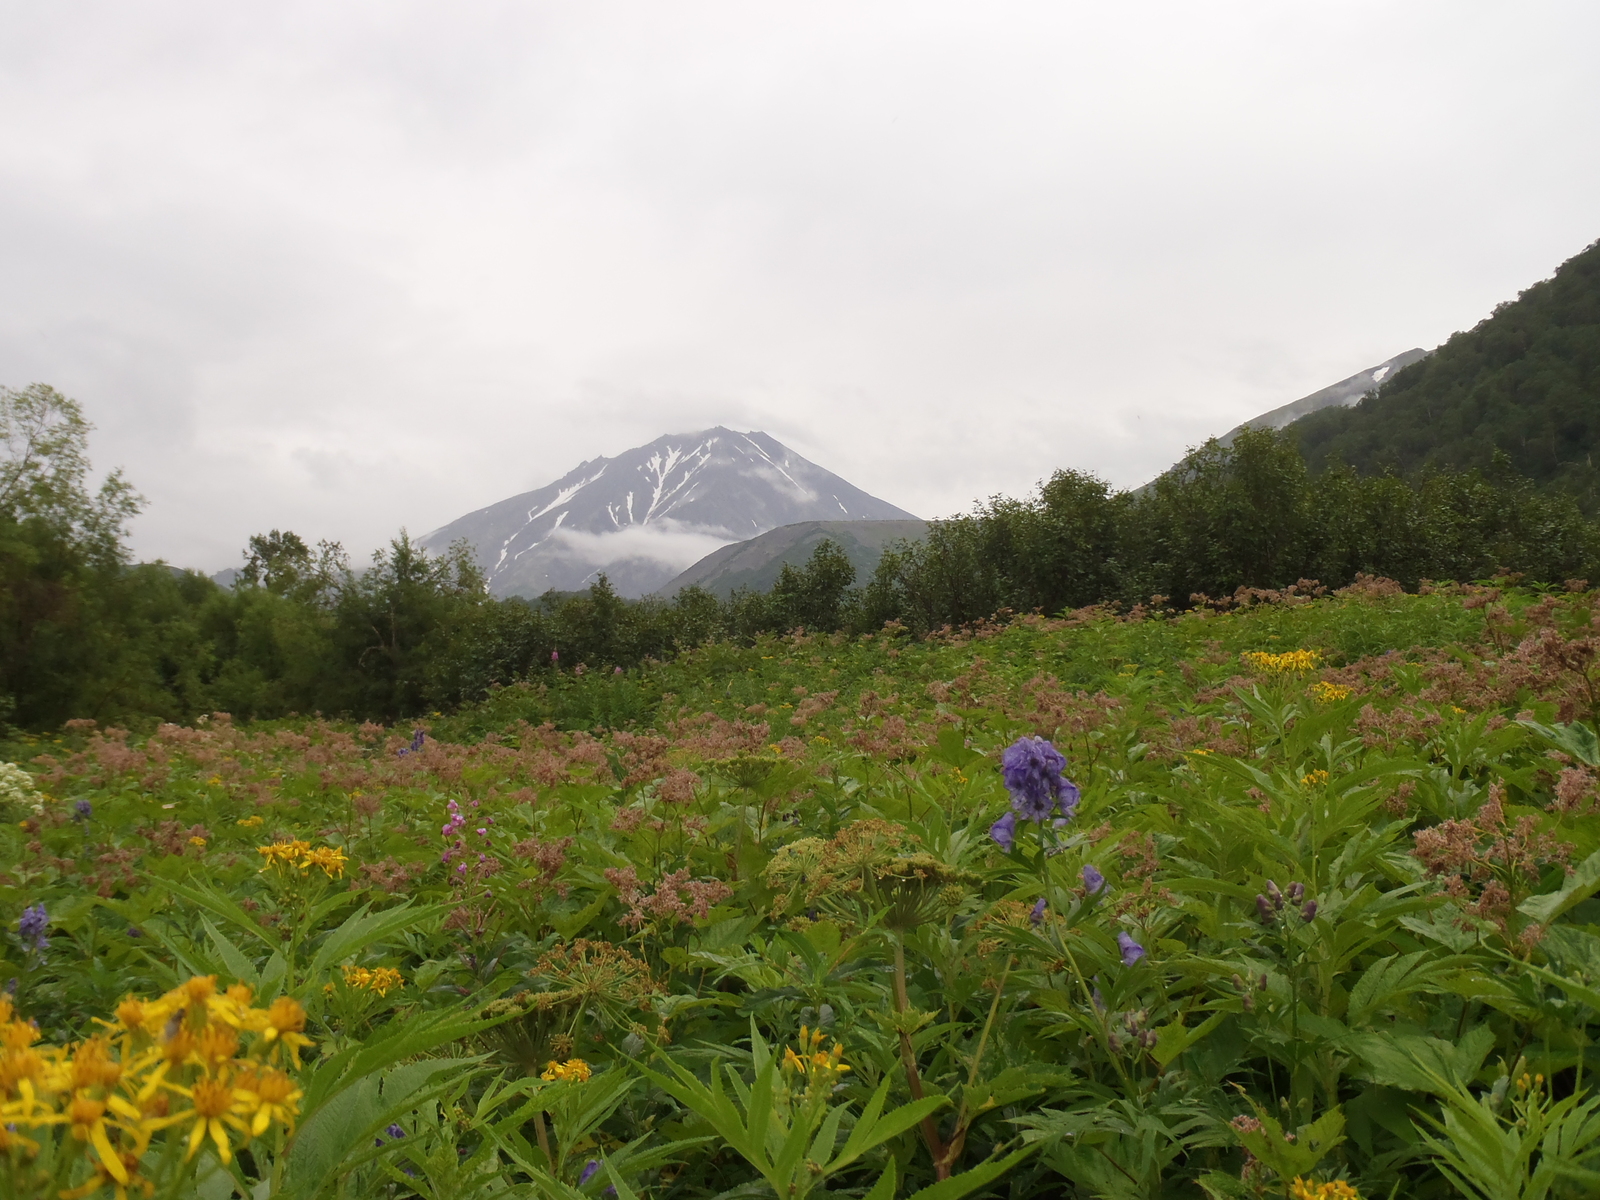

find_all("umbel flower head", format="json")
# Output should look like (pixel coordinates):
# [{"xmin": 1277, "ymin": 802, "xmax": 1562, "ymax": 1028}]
[
  {"xmin": 991, "ymin": 736, "xmax": 1080, "ymax": 850},
  {"xmin": 765, "ymin": 820, "xmax": 980, "ymax": 933}
]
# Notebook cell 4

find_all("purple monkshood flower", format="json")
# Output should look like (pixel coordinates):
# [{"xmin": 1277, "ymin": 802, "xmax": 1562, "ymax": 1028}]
[
  {"xmin": 989, "ymin": 736, "xmax": 1082, "ymax": 850},
  {"xmin": 1000, "ymin": 736, "xmax": 1080, "ymax": 822},
  {"xmin": 1030, "ymin": 898, "xmax": 1048, "ymax": 926},
  {"xmin": 1082, "ymin": 864, "xmax": 1106, "ymax": 894},
  {"xmin": 1116, "ymin": 931, "xmax": 1146, "ymax": 966},
  {"xmin": 18, "ymin": 905, "xmax": 48, "ymax": 952},
  {"xmin": 579, "ymin": 1160, "xmax": 601, "ymax": 1186},
  {"xmin": 988, "ymin": 811, "xmax": 1016, "ymax": 851},
  {"xmin": 72, "ymin": 799, "xmax": 92, "ymax": 822}
]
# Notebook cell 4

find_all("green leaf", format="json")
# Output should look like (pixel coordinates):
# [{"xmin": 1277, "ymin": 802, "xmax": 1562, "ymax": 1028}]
[
  {"xmin": 1346, "ymin": 951, "xmax": 1467, "ymax": 1027},
  {"xmin": 1347, "ymin": 1026, "xmax": 1496, "ymax": 1095},
  {"xmin": 157, "ymin": 877, "xmax": 276, "ymax": 950},
  {"xmin": 201, "ymin": 916, "xmax": 260, "ymax": 988},
  {"xmin": 603, "ymin": 1162, "xmax": 642, "ymax": 1200},
  {"xmin": 903, "ymin": 1144, "xmax": 1037, "ymax": 1200},
  {"xmin": 1521, "ymin": 848, "xmax": 1600, "ymax": 925},
  {"xmin": 832, "ymin": 1085, "xmax": 947, "ymax": 1172},
  {"xmin": 862, "ymin": 1157, "xmax": 898, "ymax": 1200},
  {"xmin": 1520, "ymin": 719, "xmax": 1600, "ymax": 766},
  {"xmin": 306, "ymin": 901, "xmax": 439, "ymax": 980},
  {"xmin": 1151, "ymin": 1011, "xmax": 1224, "ymax": 1067}
]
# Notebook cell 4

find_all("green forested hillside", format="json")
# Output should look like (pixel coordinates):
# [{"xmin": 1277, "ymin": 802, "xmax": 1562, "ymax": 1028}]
[{"xmin": 1294, "ymin": 238, "xmax": 1600, "ymax": 506}]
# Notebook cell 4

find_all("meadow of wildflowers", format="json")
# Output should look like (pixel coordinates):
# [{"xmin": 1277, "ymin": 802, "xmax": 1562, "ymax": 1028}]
[{"xmin": 7, "ymin": 577, "xmax": 1600, "ymax": 1198}]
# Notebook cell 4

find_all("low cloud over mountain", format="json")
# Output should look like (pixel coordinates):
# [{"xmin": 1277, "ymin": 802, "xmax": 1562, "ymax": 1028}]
[{"xmin": 419, "ymin": 428, "xmax": 917, "ymax": 598}]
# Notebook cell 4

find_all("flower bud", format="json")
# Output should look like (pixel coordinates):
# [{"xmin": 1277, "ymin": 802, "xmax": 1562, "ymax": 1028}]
[
  {"xmin": 1256, "ymin": 894, "xmax": 1274, "ymax": 922},
  {"xmin": 1266, "ymin": 880, "xmax": 1284, "ymax": 909},
  {"xmin": 1286, "ymin": 881, "xmax": 1304, "ymax": 903},
  {"xmin": 1301, "ymin": 900, "xmax": 1318, "ymax": 922}
]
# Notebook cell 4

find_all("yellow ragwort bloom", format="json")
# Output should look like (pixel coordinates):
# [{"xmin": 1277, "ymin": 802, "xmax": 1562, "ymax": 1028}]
[
  {"xmin": 1310, "ymin": 681, "xmax": 1352, "ymax": 703},
  {"xmin": 342, "ymin": 965, "xmax": 404, "ymax": 997},
  {"xmin": 1241, "ymin": 649, "xmax": 1322, "ymax": 673},
  {"xmin": 256, "ymin": 840, "xmax": 311, "ymax": 870},
  {"xmin": 232, "ymin": 1067, "xmax": 303, "ymax": 1136},
  {"xmin": 301, "ymin": 846, "xmax": 348, "ymax": 879},
  {"xmin": 540, "ymin": 1058, "xmax": 593, "ymax": 1083},
  {"xmin": 1300, "ymin": 769, "xmax": 1331, "ymax": 787},
  {"xmin": 1290, "ymin": 1180, "xmax": 1362, "ymax": 1200},
  {"xmin": 782, "ymin": 1026, "xmax": 851, "ymax": 1080},
  {"xmin": 177, "ymin": 1076, "xmax": 250, "ymax": 1163}
]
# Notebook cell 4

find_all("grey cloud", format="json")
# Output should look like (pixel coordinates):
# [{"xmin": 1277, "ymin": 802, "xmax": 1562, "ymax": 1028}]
[{"xmin": 0, "ymin": 1, "xmax": 1597, "ymax": 570}]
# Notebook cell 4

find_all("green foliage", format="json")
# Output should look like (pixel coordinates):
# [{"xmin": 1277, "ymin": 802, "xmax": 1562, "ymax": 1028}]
[
  {"xmin": 10, "ymin": 583, "xmax": 1600, "ymax": 1197},
  {"xmin": 870, "ymin": 427, "xmax": 1600, "ymax": 633},
  {"xmin": 1295, "ymin": 238, "xmax": 1600, "ymax": 510}
]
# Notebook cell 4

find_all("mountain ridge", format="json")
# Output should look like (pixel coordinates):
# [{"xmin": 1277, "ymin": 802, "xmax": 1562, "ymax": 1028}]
[
  {"xmin": 419, "ymin": 427, "xmax": 917, "ymax": 598},
  {"xmin": 1220, "ymin": 348, "xmax": 1429, "ymax": 446},
  {"xmin": 1290, "ymin": 238, "xmax": 1600, "ymax": 508}
]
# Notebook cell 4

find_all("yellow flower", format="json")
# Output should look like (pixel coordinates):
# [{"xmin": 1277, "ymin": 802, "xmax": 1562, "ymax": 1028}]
[
  {"xmin": 207, "ymin": 775, "xmax": 223, "ymax": 786},
  {"xmin": 177, "ymin": 1076, "xmax": 250, "ymax": 1163},
  {"xmin": 540, "ymin": 1058, "xmax": 593, "ymax": 1083},
  {"xmin": 67, "ymin": 1095, "xmax": 136, "ymax": 1184},
  {"xmin": 257, "ymin": 840, "xmax": 310, "ymax": 870},
  {"xmin": 781, "ymin": 1026, "xmax": 850, "ymax": 1081},
  {"xmin": 249, "ymin": 997, "xmax": 314, "ymax": 1067},
  {"xmin": 1242, "ymin": 649, "xmax": 1321, "ymax": 673},
  {"xmin": 1300, "ymin": 769, "xmax": 1331, "ymax": 787},
  {"xmin": 1290, "ymin": 1180, "xmax": 1361, "ymax": 1200},
  {"xmin": 236, "ymin": 816, "xmax": 263, "ymax": 828},
  {"xmin": 301, "ymin": 846, "xmax": 348, "ymax": 878},
  {"xmin": 1310, "ymin": 681, "xmax": 1352, "ymax": 703},
  {"xmin": 189, "ymin": 836, "xmax": 208, "ymax": 849},
  {"xmin": 69, "ymin": 1037, "xmax": 124, "ymax": 1090},
  {"xmin": 233, "ymin": 1067, "xmax": 302, "ymax": 1136}
]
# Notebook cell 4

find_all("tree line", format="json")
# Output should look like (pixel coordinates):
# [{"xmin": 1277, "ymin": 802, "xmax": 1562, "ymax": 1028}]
[{"xmin": 4, "ymin": 383, "xmax": 1598, "ymax": 730}]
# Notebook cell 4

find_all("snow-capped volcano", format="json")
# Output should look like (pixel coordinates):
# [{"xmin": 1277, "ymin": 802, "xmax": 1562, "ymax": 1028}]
[{"xmin": 419, "ymin": 428, "xmax": 918, "ymax": 598}]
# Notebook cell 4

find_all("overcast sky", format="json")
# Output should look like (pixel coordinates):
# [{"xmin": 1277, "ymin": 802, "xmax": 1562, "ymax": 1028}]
[{"xmin": 2, "ymin": 2, "xmax": 1597, "ymax": 571}]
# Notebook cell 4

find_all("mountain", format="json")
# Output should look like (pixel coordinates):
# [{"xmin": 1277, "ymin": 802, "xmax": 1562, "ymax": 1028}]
[
  {"xmin": 1220, "ymin": 349, "xmax": 1429, "ymax": 446},
  {"xmin": 1291, "ymin": 238, "xmax": 1600, "ymax": 506},
  {"xmin": 659, "ymin": 519, "xmax": 929, "ymax": 598},
  {"xmin": 420, "ymin": 428, "xmax": 918, "ymax": 598}
]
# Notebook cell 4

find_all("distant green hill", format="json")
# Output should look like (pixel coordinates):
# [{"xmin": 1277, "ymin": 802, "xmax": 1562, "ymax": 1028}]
[
  {"xmin": 658, "ymin": 520, "xmax": 927, "ymax": 598},
  {"xmin": 1292, "ymin": 238, "xmax": 1600, "ymax": 507}
]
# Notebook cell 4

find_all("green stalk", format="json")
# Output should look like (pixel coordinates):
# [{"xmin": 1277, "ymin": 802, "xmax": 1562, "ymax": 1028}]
[{"xmin": 891, "ymin": 934, "xmax": 950, "ymax": 1178}]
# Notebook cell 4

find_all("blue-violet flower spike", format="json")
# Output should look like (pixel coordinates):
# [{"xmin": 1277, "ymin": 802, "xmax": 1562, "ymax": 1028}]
[
  {"xmin": 1082, "ymin": 864, "xmax": 1106, "ymax": 894},
  {"xmin": 1057, "ymin": 779, "xmax": 1081, "ymax": 820},
  {"xmin": 579, "ymin": 1160, "xmax": 601, "ymax": 1186},
  {"xmin": 988, "ymin": 811, "xmax": 1016, "ymax": 852},
  {"xmin": 1000, "ymin": 736, "xmax": 1072, "ymax": 822},
  {"xmin": 1117, "ymin": 931, "xmax": 1146, "ymax": 966},
  {"xmin": 18, "ymin": 905, "xmax": 48, "ymax": 951},
  {"xmin": 1030, "ymin": 898, "xmax": 1047, "ymax": 926}
]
